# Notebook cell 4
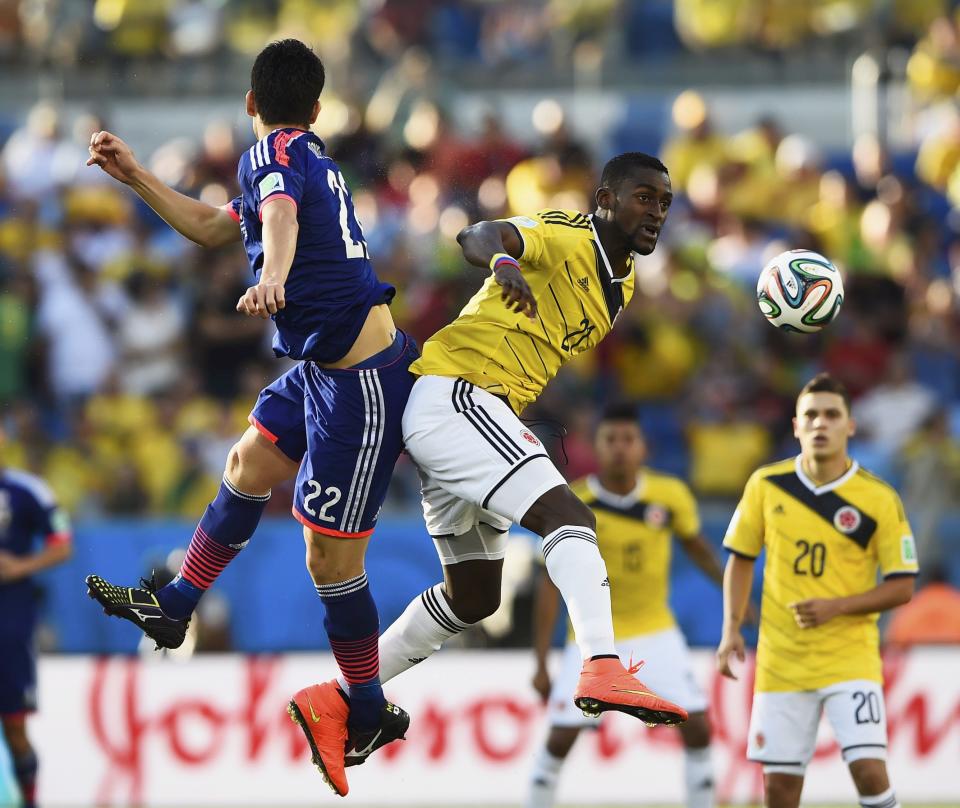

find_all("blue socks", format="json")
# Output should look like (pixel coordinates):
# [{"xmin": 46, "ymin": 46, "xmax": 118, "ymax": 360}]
[
  {"xmin": 156, "ymin": 478, "xmax": 270, "ymax": 620},
  {"xmin": 316, "ymin": 572, "xmax": 384, "ymax": 730}
]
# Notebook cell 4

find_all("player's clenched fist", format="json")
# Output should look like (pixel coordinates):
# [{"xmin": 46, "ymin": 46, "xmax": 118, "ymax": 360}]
[
  {"xmin": 237, "ymin": 282, "xmax": 286, "ymax": 318},
  {"xmin": 86, "ymin": 130, "xmax": 144, "ymax": 185},
  {"xmin": 789, "ymin": 598, "xmax": 839, "ymax": 628}
]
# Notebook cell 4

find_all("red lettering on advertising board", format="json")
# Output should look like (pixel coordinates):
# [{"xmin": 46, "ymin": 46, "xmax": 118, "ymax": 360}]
[{"xmin": 83, "ymin": 652, "xmax": 960, "ymax": 804}]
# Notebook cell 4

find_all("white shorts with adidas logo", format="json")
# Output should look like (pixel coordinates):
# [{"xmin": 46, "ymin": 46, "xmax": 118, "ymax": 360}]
[{"xmin": 401, "ymin": 375, "xmax": 566, "ymax": 563}]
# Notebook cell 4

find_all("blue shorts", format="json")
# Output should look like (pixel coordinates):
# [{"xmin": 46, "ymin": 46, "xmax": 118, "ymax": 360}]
[
  {"xmin": 249, "ymin": 331, "xmax": 418, "ymax": 537},
  {"xmin": 0, "ymin": 637, "xmax": 37, "ymax": 715}
]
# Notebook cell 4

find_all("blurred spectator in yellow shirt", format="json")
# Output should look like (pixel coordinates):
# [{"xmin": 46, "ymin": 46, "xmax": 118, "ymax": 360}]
[
  {"xmin": 660, "ymin": 91, "xmax": 729, "ymax": 193},
  {"xmin": 907, "ymin": 13, "xmax": 960, "ymax": 102}
]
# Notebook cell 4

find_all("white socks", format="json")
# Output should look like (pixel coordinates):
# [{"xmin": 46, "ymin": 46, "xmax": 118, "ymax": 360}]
[
  {"xmin": 541, "ymin": 526, "xmax": 616, "ymax": 659},
  {"xmin": 526, "ymin": 742, "xmax": 713, "ymax": 808},
  {"xmin": 684, "ymin": 746, "xmax": 714, "ymax": 808},
  {"xmin": 859, "ymin": 787, "xmax": 899, "ymax": 808},
  {"xmin": 525, "ymin": 747, "xmax": 563, "ymax": 808},
  {"xmin": 375, "ymin": 583, "xmax": 472, "ymax": 684}
]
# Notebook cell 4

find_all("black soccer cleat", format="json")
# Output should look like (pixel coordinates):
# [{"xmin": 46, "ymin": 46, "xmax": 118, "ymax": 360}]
[
  {"xmin": 85, "ymin": 573, "xmax": 188, "ymax": 650},
  {"xmin": 344, "ymin": 700, "xmax": 410, "ymax": 768}
]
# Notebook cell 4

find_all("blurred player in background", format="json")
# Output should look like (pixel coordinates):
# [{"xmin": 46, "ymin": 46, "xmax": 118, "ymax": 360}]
[
  {"xmin": 307, "ymin": 152, "xmax": 689, "ymax": 790},
  {"xmin": 717, "ymin": 373, "xmax": 918, "ymax": 808},
  {"xmin": 0, "ymin": 427, "xmax": 72, "ymax": 808},
  {"xmin": 83, "ymin": 38, "xmax": 417, "ymax": 796},
  {"xmin": 526, "ymin": 404, "xmax": 722, "ymax": 808}
]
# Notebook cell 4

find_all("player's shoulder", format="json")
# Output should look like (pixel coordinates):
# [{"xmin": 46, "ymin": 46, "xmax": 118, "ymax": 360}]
[
  {"xmin": 852, "ymin": 465, "xmax": 903, "ymax": 506},
  {"xmin": 533, "ymin": 208, "xmax": 594, "ymax": 234},
  {"xmin": 1, "ymin": 468, "xmax": 56, "ymax": 507},
  {"xmin": 751, "ymin": 456, "xmax": 796, "ymax": 483},
  {"xmin": 246, "ymin": 129, "xmax": 319, "ymax": 173},
  {"xmin": 643, "ymin": 467, "xmax": 694, "ymax": 500}
]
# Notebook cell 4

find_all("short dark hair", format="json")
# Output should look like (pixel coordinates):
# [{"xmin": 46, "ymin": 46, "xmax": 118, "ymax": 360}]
[
  {"xmin": 798, "ymin": 372, "xmax": 851, "ymax": 412},
  {"xmin": 600, "ymin": 152, "xmax": 669, "ymax": 191},
  {"xmin": 598, "ymin": 402, "xmax": 642, "ymax": 428},
  {"xmin": 251, "ymin": 39, "xmax": 325, "ymax": 126}
]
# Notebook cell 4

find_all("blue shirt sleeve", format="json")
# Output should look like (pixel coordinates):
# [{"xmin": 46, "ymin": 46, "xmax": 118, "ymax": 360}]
[
  {"xmin": 22, "ymin": 477, "xmax": 71, "ymax": 543},
  {"xmin": 248, "ymin": 131, "xmax": 308, "ymax": 218}
]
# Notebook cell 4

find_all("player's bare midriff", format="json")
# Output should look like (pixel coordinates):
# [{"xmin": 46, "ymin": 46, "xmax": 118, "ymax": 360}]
[{"xmin": 317, "ymin": 303, "xmax": 397, "ymax": 369}]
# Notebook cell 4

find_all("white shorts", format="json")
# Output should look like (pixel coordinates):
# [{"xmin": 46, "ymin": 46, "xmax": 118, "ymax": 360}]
[
  {"xmin": 547, "ymin": 627, "xmax": 708, "ymax": 727},
  {"xmin": 748, "ymin": 680, "xmax": 888, "ymax": 775},
  {"xmin": 402, "ymin": 376, "xmax": 566, "ymax": 562}
]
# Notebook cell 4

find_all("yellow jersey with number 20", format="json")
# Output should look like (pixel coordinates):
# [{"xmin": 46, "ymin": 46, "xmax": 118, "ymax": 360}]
[
  {"xmin": 410, "ymin": 210, "xmax": 635, "ymax": 414},
  {"xmin": 724, "ymin": 456, "xmax": 919, "ymax": 692}
]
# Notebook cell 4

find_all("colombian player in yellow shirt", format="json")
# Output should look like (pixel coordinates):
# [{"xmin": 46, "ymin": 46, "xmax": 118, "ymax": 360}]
[
  {"xmin": 717, "ymin": 374, "xmax": 918, "ymax": 808},
  {"xmin": 526, "ymin": 405, "xmax": 724, "ymax": 808},
  {"xmin": 299, "ymin": 153, "xmax": 688, "ymax": 790}
]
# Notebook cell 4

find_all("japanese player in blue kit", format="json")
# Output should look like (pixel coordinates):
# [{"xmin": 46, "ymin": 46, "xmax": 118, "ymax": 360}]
[
  {"xmin": 0, "ymin": 431, "xmax": 73, "ymax": 808},
  {"xmin": 84, "ymin": 39, "xmax": 417, "ymax": 794}
]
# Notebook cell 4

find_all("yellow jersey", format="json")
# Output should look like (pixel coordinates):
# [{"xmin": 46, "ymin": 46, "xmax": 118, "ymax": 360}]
[
  {"xmin": 570, "ymin": 470, "xmax": 701, "ymax": 638},
  {"xmin": 724, "ymin": 456, "xmax": 919, "ymax": 692},
  {"xmin": 410, "ymin": 210, "xmax": 636, "ymax": 414}
]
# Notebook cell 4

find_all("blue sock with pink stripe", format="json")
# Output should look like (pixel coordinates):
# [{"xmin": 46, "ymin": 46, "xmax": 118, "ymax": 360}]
[
  {"xmin": 316, "ymin": 572, "xmax": 384, "ymax": 730},
  {"xmin": 155, "ymin": 478, "xmax": 270, "ymax": 620}
]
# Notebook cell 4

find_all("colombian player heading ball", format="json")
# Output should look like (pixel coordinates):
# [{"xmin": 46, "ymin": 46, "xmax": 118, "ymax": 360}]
[
  {"xmin": 84, "ymin": 39, "xmax": 419, "ymax": 796},
  {"xmin": 717, "ymin": 373, "xmax": 917, "ymax": 808}
]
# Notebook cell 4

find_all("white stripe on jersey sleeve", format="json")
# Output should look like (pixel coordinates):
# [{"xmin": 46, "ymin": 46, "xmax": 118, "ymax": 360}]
[
  {"xmin": 248, "ymin": 146, "xmax": 257, "ymax": 171},
  {"xmin": 3, "ymin": 468, "xmax": 58, "ymax": 508},
  {"xmin": 261, "ymin": 136, "xmax": 271, "ymax": 166}
]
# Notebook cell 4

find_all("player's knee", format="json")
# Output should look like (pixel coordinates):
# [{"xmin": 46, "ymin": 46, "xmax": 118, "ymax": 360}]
[
  {"xmin": 448, "ymin": 587, "xmax": 500, "ymax": 624},
  {"xmin": 763, "ymin": 773, "xmax": 803, "ymax": 808},
  {"xmin": 225, "ymin": 442, "xmax": 245, "ymax": 480},
  {"xmin": 545, "ymin": 727, "xmax": 579, "ymax": 758},
  {"xmin": 522, "ymin": 486, "xmax": 596, "ymax": 537},
  {"xmin": 849, "ymin": 759, "xmax": 889, "ymax": 796},
  {"xmin": 304, "ymin": 533, "xmax": 365, "ymax": 584},
  {"xmin": 1, "ymin": 720, "xmax": 29, "ymax": 755}
]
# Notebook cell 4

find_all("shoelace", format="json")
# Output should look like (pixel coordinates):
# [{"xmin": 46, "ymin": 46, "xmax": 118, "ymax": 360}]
[
  {"xmin": 520, "ymin": 417, "xmax": 569, "ymax": 465},
  {"xmin": 139, "ymin": 571, "xmax": 160, "ymax": 593},
  {"xmin": 626, "ymin": 655, "xmax": 645, "ymax": 675}
]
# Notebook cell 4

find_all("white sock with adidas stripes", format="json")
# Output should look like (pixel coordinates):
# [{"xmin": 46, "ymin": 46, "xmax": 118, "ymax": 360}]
[
  {"xmin": 541, "ymin": 525, "xmax": 616, "ymax": 660},
  {"xmin": 374, "ymin": 583, "xmax": 472, "ymax": 684},
  {"xmin": 859, "ymin": 787, "xmax": 899, "ymax": 808}
]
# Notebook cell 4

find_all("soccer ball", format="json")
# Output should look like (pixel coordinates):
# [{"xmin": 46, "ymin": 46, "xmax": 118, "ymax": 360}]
[{"xmin": 756, "ymin": 249, "xmax": 843, "ymax": 333}]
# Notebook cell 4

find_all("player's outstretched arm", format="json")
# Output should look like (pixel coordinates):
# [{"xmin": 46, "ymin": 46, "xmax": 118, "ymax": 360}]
[
  {"xmin": 457, "ymin": 220, "xmax": 537, "ymax": 319},
  {"xmin": 531, "ymin": 568, "xmax": 562, "ymax": 702},
  {"xmin": 716, "ymin": 554, "xmax": 754, "ymax": 679},
  {"xmin": 87, "ymin": 130, "xmax": 239, "ymax": 249}
]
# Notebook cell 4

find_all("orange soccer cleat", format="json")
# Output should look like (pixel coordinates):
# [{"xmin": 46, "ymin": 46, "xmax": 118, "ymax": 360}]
[
  {"xmin": 287, "ymin": 680, "xmax": 350, "ymax": 796},
  {"xmin": 574, "ymin": 657, "xmax": 688, "ymax": 727}
]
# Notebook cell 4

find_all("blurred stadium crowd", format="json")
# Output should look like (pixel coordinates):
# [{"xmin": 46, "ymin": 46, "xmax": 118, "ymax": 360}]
[
  {"xmin": 2, "ymin": 1, "xmax": 960, "ymax": 590},
  {"xmin": 0, "ymin": 0, "xmax": 951, "ymax": 72}
]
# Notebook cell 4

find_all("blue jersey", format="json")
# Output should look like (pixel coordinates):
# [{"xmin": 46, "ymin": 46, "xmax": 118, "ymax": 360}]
[
  {"xmin": 0, "ymin": 469, "xmax": 71, "ymax": 618},
  {"xmin": 231, "ymin": 128, "xmax": 394, "ymax": 363}
]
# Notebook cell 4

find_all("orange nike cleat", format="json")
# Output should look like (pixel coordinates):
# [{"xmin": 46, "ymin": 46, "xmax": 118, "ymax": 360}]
[
  {"xmin": 574, "ymin": 657, "xmax": 688, "ymax": 727},
  {"xmin": 287, "ymin": 681, "xmax": 350, "ymax": 796}
]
